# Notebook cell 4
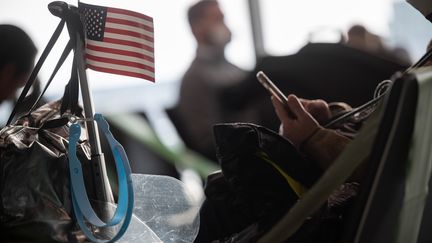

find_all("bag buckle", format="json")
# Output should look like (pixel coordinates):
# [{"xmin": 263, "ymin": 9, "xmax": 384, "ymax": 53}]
[{"xmin": 67, "ymin": 115, "xmax": 94, "ymax": 124}]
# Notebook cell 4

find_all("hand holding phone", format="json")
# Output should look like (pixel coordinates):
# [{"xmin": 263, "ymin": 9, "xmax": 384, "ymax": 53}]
[{"xmin": 256, "ymin": 71, "xmax": 295, "ymax": 118}]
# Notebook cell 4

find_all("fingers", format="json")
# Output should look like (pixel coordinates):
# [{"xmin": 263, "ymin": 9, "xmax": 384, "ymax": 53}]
[
  {"xmin": 287, "ymin": 94, "xmax": 307, "ymax": 118},
  {"xmin": 271, "ymin": 96, "xmax": 291, "ymax": 124},
  {"xmin": 272, "ymin": 94, "xmax": 308, "ymax": 122},
  {"xmin": 299, "ymin": 98, "xmax": 310, "ymax": 108}
]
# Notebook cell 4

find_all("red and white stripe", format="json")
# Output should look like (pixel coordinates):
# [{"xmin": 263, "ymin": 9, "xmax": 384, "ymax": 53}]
[{"xmin": 86, "ymin": 7, "xmax": 155, "ymax": 82}]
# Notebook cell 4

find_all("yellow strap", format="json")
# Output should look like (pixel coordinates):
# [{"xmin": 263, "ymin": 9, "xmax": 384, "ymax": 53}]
[{"xmin": 257, "ymin": 151, "xmax": 307, "ymax": 198}]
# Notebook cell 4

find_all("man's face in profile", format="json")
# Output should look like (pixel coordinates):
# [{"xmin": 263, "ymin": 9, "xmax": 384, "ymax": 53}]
[{"xmin": 199, "ymin": 4, "xmax": 231, "ymax": 47}]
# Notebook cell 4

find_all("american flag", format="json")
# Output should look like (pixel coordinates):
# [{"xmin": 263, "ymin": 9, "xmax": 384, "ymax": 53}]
[{"xmin": 78, "ymin": 2, "xmax": 155, "ymax": 82}]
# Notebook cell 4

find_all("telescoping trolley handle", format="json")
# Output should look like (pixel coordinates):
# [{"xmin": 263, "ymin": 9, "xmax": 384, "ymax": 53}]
[{"xmin": 48, "ymin": 0, "xmax": 114, "ymax": 205}]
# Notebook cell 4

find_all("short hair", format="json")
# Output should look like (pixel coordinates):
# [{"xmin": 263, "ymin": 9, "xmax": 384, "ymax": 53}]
[
  {"xmin": 0, "ymin": 24, "xmax": 37, "ymax": 76},
  {"xmin": 187, "ymin": 0, "xmax": 218, "ymax": 27},
  {"xmin": 348, "ymin": 24, "xmax": 367, "ymax": 37}
]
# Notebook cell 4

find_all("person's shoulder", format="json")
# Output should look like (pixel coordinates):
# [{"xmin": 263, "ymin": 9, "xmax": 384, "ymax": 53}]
[
  {"xmin": 226, "ymin": 61, "xmax": 247, "ymax": 72},
  {"xmin": 181, "ymin": 65, "xmax": 206, "ymax": 82}
]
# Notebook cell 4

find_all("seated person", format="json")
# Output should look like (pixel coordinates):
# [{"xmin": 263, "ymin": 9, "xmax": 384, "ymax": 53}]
[
  {"xmin": 271, "ymin": 93, "xmax": 375, "ymax": 183},
  {"xmin": 194, "ymin": 91, "xmax": 379, "ymax": 243},
  {"xmin": 195, "ymin": 2, "xmax": 432, "ymax": 240},
  {"xmin": 0, "ymin": 24, "xmax": 38, "ymax": 125},
  {"xmin": 0, "ymin": 24, "xmax": 36, "ymax": 104}
]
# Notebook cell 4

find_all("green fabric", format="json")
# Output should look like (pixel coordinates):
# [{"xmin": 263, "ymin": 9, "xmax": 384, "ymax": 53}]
[{"xmin": 396, "ymin": 67, "xmax": 432, "ymax": 243}]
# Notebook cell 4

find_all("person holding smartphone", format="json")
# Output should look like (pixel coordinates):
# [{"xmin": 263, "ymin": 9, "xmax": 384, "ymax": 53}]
[
  {"xmin": 271, "ymin": 94, "xmax": 353, "ymax": 171},
  {"xmin": 258, "ymin": 70, "xmax": 356, "ymax": 171}
]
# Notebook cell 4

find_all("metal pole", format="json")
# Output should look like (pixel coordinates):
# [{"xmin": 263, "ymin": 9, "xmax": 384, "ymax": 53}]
[
  {"xmin": 248, "ymin": 0, "xmax": 266, "ymax": 60},
  {"xmin": 75, "ymin": 34, "xmax": 114, "ymax": 204}
]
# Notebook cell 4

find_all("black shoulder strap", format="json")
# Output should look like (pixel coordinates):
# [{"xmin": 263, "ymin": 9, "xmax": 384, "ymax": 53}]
[
  {"xmin": 60, "ymin": 55, "xmax": 79, "ymax": 115},
  {"xmin": 27, "ymin": 39, "xmax": 74, "ymax": 115},
  {"xmin": 7, "ymin": 20, "xmax": 66, "ymax": 125}
]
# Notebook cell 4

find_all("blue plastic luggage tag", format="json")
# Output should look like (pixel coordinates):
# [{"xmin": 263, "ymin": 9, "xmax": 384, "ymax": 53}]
[{"xmin": 68, "ymin": 113, "xmax": 134, "ymax": 242}]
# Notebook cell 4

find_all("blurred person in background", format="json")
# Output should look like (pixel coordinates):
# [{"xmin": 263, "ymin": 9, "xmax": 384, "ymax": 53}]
[
  {"xmin": 0, "ymin": 24, "xmax": 36, "ymax": 104},
  {"xmin": 173, "ymin": 0, "xmax": 252, "ymax": 161},
  {"xmin": 0, "ymin": 24, "xmax": 38, "ymax": 125},
  {"xmin": 345, "ymin": 24, "xmax": 412, "ymax": 66}
]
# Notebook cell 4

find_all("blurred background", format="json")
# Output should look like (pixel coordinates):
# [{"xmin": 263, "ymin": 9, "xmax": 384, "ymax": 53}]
[
  {"xmin": 1, "ymin": 0, "xmax": 431, "ymax": 181},
  {"xmin": 1, "ymin": 0, "xmax": 431, "ymax": 106}
]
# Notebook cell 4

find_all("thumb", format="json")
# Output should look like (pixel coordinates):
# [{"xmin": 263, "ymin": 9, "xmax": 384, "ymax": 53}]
[{"xmin": 287, "ymin": 95, "xmax": 308, "ymax": 118}]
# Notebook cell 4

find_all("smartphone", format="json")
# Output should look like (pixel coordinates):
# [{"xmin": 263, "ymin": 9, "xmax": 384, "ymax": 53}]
[
  {"xmin": 256, "ymin": 71, "xmax": 296, "ymax": 118},
  {"xmin": 256, "ymin": 71, "xmax": 288, "ymax": 106}
]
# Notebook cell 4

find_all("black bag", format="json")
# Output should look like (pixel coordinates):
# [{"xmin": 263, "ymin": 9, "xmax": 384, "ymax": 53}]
[
  {"xmin": 0, "ymin": 101, "xmax": 91, "ymax": 242},
  {"xmin": 195, "ymin": 123, "xmax": 359, "ymax": 243},
  {"xmin": 194, "ymin": 123, "xmax": 324, "ymax": 243},
  {"xmin": 0, "ymin": 10, "xmax": 99, "ymax": 242}
]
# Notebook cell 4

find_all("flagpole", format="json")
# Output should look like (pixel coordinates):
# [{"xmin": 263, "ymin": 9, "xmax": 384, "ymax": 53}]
[
  {"xmin": 76, "ymin": 32, "xmax": 117, "ymax": 239},
  {"xmin": 75, "ymin": 33, "xmax": 114, "ymax": 205}
]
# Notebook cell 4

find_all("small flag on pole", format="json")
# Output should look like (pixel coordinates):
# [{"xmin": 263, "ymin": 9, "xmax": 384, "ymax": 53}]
[{"xmin": 78, "ymin": 2, "xmax": 155, "ymax": 82}]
